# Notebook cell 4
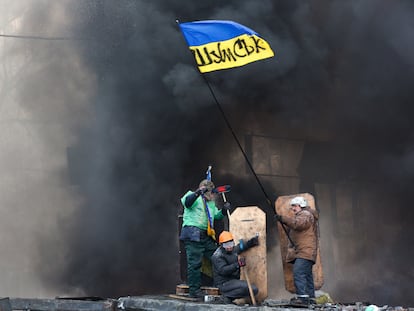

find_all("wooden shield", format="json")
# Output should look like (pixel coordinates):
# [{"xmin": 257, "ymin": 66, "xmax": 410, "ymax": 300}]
[
  {"xmin": 275, "ymin": 193, "xmax": 324, "ymax": 293},
  {"xmin": 229, "ymin": 206, "xmax": 267, "ymax": 303}
]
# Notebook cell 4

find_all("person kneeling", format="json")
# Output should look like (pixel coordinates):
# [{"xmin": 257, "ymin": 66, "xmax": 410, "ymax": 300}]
[{"xmin": 211, "ymin": 231, "xmax": 259, "ymax": 304}]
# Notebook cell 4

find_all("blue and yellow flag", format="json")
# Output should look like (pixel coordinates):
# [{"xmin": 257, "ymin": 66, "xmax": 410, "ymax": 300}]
[
  {"xmin": 179, "ymin": 20, "xmax": 274, "ymax": 73},
  {"xmin": 206, "ymin": 165, "xmax": 212, "ymax": 181}
]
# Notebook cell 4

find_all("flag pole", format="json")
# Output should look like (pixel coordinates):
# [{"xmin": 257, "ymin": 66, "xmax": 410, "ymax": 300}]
[
  {"xmin": 175, "ymin": 20, "xmax": 272, "ymax": 206},
  {"xmin": 201, "ymin": 74, "xmax": 272, "ymax": 207},
  {"xmin": 176, "ymin": 19, "xmax": 295, "ymax": 246},
  {"xmin": 201, "ymin": 75, "xmax": 295, "ymax": 246}
]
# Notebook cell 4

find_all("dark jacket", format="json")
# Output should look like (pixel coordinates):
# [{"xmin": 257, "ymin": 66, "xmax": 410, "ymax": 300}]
[{"xmin": 211, "ymin": 245, "xmax": 241, "ymax": 288}]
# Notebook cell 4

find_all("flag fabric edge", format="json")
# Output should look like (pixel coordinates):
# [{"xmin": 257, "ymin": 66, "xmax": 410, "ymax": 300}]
[{"xmin": 178, "ymin": 19, "xmax": 274, "ymax": 73}]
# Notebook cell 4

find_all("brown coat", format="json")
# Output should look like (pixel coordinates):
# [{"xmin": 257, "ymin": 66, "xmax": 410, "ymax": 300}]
[{"xmin": 282, "ymin": 207, "xmax": 319, "ymax": 263}]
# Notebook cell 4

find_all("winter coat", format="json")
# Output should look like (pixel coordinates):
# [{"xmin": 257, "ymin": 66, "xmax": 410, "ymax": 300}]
[
  {"xmin": 180, "ymin": 190, "xmax": 224, "ymax": 230},
  {"xmin": 282, "ymin": 207, "xmax": 319, "ymax": 263},
  {"xmin": 211, "ymin": 245, "xmax": 241, "ymax": 288}
]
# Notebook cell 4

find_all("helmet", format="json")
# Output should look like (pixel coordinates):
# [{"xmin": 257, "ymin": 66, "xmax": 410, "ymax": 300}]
[
  {"xmin": 218, "ymin": 231, "xmax": 234, "ymax": 244},
  {"xmin": 290, "ymin": 196, "xmax": 307, "ymax": 207},
  {"xmin": 199, "ymin": 179, "xmax": 215, "ymax": 191}
]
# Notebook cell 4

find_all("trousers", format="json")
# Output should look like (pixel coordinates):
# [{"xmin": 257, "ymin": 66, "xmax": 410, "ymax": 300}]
[
  {"xmin": 220, "ymin": 279, "xmax": 258, "ymax": 300},
  {"xmin": 293, "ymin": 258, "xmax": 315, "ymax": 298},
  {"xmin": 184, "ymin": 236, "xmax": 217, "ymax": 295}
]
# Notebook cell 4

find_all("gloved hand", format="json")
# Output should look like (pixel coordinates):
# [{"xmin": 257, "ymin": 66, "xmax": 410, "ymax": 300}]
[
  {"xmin": 238, "ymin": 257, "xmax": 246, "ymax": 267},
  {"xmin": 195, "ymin": 187, "xmax": 208, "ymax": 196},
  {"xmin": 275, "ymin": 214, "xmax": 283, "ymax": 223},
  {"xmin": 222, "ymin": 202, "xmax": 231, "ymax": 210},
  {"xmin": 246, "ymin": 236, "xmax": 259, "ymax": 248}
]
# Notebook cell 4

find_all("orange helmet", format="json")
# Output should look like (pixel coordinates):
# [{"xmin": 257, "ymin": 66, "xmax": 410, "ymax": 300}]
[{"xmin": 219, "ymin": 231, "xmax": 234, "ymax": 244}]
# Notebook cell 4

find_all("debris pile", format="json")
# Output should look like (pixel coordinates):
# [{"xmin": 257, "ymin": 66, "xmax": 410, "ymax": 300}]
[{"xmin": 1, "ymin": 296, "xmax": 412, "ymax": 311}]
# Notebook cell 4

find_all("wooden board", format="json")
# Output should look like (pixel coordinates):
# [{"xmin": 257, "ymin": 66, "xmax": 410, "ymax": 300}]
[
  {"xmin": 175, "ymin": 284, "xmax": 219, "ymax": 296},
  {"xmin": 229, "ymin": 206, "xmax": 267, "ymax": 303},
  {"xmin": 275, "ymin": 193, "xmax": 324, "ymax": 293},
  {"xmin": 168, "ymin": 294, "xmax": 199, "ymax": 302}
]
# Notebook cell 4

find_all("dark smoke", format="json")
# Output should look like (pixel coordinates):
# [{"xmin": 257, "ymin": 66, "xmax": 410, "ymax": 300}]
[{"xmin": 9, "ymin": 0, "xmax": 413, "ymax": 306}]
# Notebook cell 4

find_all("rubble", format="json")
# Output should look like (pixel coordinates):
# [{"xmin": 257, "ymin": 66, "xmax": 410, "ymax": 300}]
[
  {"xmin": 117, "ymin": 296, "xmax": 413, "ymax": 311},
  {"xmin": 1, "ymin": 296, "xmax": 412, "ymax": 311}
]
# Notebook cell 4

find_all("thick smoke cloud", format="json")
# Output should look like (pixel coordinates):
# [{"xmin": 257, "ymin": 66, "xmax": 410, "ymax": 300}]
[
  {"xmin": 0, "ymin": 0, "xmax": 95, "ymax": 298},
  {"xmin": 1, "ymin": 0, "xmax": 414, "ymax": 306}
]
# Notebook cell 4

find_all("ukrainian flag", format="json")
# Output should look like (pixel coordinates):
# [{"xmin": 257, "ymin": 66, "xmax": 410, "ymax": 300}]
[{"xmin": 179, "ymin": 20, "xmax": 274, "ymax": 73}]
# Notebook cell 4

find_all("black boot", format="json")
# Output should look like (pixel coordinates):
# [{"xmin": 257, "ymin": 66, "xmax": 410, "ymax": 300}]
[
  {"xmin": 218, "ymin": 295, "xmax": 234, "ymax": 304},
  {"xmin": 290, "ymin": 296, "xmax": 309, "ymax": 307},
  {"xmin": 189, "ymin": 289, "xmax": 204, "ymax": 301}
]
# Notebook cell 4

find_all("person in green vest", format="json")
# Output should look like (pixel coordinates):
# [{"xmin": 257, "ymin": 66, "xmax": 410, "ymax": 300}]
[{"xmin": 180, "ymin": 178, "xmax": 229, "ymax": 299}]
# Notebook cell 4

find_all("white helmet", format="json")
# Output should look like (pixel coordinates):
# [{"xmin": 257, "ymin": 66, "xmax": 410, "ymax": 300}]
[{"xmin": 290, "ymin": 196, "xmax": 307, "ymax": 208}]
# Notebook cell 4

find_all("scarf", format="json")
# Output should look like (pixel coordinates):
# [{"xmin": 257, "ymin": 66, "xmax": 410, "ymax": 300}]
[{"xmin": 201, "ymin": 195, "xmax": 216, "ymax": 240}]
